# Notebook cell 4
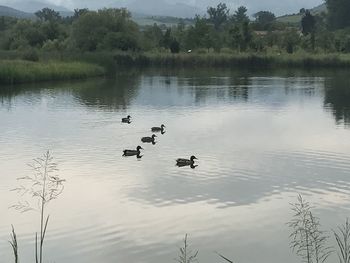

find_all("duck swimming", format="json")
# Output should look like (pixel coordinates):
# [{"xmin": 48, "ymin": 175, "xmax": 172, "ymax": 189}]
[
  {"xmin": 141, "ymin": 134, "xmax": 157, "ymax": 143},
  {"xmin": 123, "ymin": 146, "xmax": 143, "ymax": 156},
  {"xmin": 122, "ymin": 115, "xmax": 131, "ymax": 123},
  {"xmin": 151, "ymin": 124, "xmax": 165, "ymax": 132},
  {"xmin": 176, "ymin": 155, "xmax": 197, "ymax": 167}
]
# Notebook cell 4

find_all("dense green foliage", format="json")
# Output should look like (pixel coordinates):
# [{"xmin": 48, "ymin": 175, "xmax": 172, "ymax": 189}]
[
  {"xmin": 0, "ymin": 1, "xmax": 350, "ymax": 62},
  {"xmin": 0, "ymin": 60, "xmax": 105, "ymax": 84},
  {"xmin": 326, "ymin": 0, "xmax": 350, "ymax": 30}
]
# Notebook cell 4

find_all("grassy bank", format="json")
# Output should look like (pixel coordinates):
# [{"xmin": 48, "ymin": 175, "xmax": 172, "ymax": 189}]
[
  {"xmin": 111, "ymin": 52, "xmax": 350, "ymax": 68},
  {"xmin": 1, "ymin": 52, "xmax": 350, "ymax": 85},
  {"xmin": 0, "ymin": 60, "xmax": 105, "ymax": 84}
]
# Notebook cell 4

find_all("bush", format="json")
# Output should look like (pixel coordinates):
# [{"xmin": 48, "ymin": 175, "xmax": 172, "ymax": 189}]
[
  {"xmin": 170, "ymin": 39, "xmax": 180, "ymax": 54},
  {"xmin": 22, "ymin": 49, "xmax": 39, "ymax": 62},
  {"xmin": 195, "ymin": 48, "xmax": 208, "ymax": 54}
]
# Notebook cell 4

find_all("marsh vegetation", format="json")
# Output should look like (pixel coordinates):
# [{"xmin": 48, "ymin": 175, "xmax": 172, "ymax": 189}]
[{"xmin": 1, "ymin": 0, "xmax": 350, "ymax": 83}]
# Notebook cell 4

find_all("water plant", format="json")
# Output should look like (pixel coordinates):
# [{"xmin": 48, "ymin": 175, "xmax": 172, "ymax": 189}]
[
  {"xmin": 9, "ymin": 225, "xmax": 18, "ymax": 263},
  {"xmin": 175, "ymin": 234, "xmax": 199, "ymax": 263},
  {"xmin": 334, "ymin": 218, "xmax": 350, "ymax": 263},
  {"xmin": 0, "ymin": 60, "xmax": 105, "ymax": 84},
  {"xmin": 215, "ymin": 251, "xmax": 234, "ymax": 263},
  {"xmin": 288, "ymin": 194, "xmax": 332, "ymax": 263},
  {"xmin": 11, "ymin": 151, "xmax": 65, "ymax": 263}
]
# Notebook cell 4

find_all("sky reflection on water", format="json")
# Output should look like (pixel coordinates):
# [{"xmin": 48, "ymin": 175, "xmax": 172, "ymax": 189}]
[{"xmin": 0, "ymin": 68, "xmax": 350, "ymax": 263}]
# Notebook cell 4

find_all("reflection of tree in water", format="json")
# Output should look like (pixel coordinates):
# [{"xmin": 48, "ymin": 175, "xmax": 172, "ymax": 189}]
[
  {"xmin": 228, "ymin": 77, "xmax": 249, "ymax": 101},
  {"xmin": 157, "ymin": 68, "xmax": 251, "ymax": 103},
  {"xmin": 0, "ymin": 85, "xmax": 28, "ymax": 109},
  {"xmin": 324, "ymin": 73, "xmax": 350, "ymax": 127},
  {"xmin": 0, "ymin": 72, "xmax": 142, "ymax": 111},
  {"xmin": 73, "ymin": 70, "xmax": 141, "ymax": 110},
  {"xmin": 0, "ymin": 83, "xmax": 53, "ymax": 111}
]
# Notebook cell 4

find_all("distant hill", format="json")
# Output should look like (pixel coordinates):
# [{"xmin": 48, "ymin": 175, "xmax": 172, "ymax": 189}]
[
  {"xmin": 3, "ymin": 0, "xmax": 200, "ymax": 19},
  {"xmin": 0, "ymin": 4, "xmax": 191, "ymax": 26},
  {"xmin": 111, "ymin": 0, "xmax": 201, "ymax": 18},
  {"xmin": 0, "ymin": 5, "xmax": 33, "ymax": 18},
  {"xmin": 131, "ymin": 12, "xmax": 193, "ymax": 27},
  {"xmin": 277, "ymin": 3, "xmax": 327, "ymax": 24},
  {"xmin": 4, "ymin": 0, "xmax": 71, "ymax": 13}
]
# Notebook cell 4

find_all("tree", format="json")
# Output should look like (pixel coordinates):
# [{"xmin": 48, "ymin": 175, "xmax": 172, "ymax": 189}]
[
  {"xmin": 207, "ymin": 3, "xmax": 229, "ymax": 30},
  {"xmin": 170, "ymin": 39, "xmax": 180, "ymax": 53},
  {"xmin": 302, "ymin": 10, "xmax": 316, "ymax": 35},
  {"xmin": 102, "ymin": 32, "xmax": 138, "ymax": 51},
  {"xmin": 73, "ymin": 8, "xmax": 89, "ymax": 20},
  {"xmin": 283, "ymin": 28, "xmax": 300, "ymax": 54},
  {"xmin": 253, "ymin": 11, "xmax": 276, "ymax": 30},
  {"xmin": 232, "ymin": 6, "xmax": 249, "ymax": 24},
  {"xmin": 241, "ymin": 21, "xmax": 252, "ymax": 51},
  {"xmin": 40, "ymin": 21, "xmax": 61, "ymax": 41},
  {"xmin": 35, "ymin": 8, "xmax": 61, "ymax": 22},
  {"xmin": 301, "ymin": 10, "xmax": 316, "ymax": 50},
  {"xmin": 229, "ymin": 24, "xmax": 242, "ymax": 51},
  {"xmin": 142, "ymin": 23, "xmax": 163, "ymax": 50},
  {"xmin": 72, "ymin": 8, "xmax": 140, "ymax": 51},
  {"xmin": 326, "ymin": 0, "xmax": 350, "ymax": 30},
  {"xmin": 160, "ymin": 28, "xmax": 172, "ymax": 49},
  {"xmin": 184, "ymin": 15, "xmax": 211, "ymax": 50}
]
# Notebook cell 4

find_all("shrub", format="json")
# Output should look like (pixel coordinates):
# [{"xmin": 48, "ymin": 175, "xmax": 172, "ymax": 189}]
[{"xmin": 22, "ymin": 49, "xmax": 39, "ymax": 62}]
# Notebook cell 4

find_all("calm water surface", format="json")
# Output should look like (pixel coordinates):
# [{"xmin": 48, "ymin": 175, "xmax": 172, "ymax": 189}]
[{"xmin": 1, "ymin": 68, "xmax": 350, "ymax": 263}]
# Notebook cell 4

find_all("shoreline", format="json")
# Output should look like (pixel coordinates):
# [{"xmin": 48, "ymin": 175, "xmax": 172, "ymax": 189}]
[
  {"xmin": 1, "ymin": 52, "xmax": 350, "ymax": 84},
  {"xmin": 113, "ymin": 52, "xmax": 350, "ymax": 68},
  {"xmin": 0, "ymin": 60, "xmax": 106, "ymax": 85}
]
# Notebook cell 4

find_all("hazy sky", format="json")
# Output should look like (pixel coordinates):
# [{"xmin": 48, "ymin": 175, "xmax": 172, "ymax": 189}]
[{"xmin": 1, "ymin": 0, "xmax": 324, "ymax": 15}]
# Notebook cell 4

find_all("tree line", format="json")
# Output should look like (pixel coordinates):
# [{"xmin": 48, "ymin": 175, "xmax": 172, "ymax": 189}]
[{"xmin": 0, "ymin": 0, "xmax": 350, "ymax": 56}]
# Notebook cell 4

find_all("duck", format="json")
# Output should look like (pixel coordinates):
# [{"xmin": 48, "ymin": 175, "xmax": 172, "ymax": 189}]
[
  {"xmin": 141, "ymin": 134, "xmax": 157, "ymax": 143},
  {"xmin": 123, "ymin": 146, "xmax": 143, "ymax": 156},
  {"xmin": 151, "ymin": 124, "xmax": 165, "ymax": 132},
  {"xmin": 176, "ymin": 155, "xmax": 198, "ymax": 167},
  {"xmin": 122, "ymin": 115, "xmax": 131, "ymax": 123}
]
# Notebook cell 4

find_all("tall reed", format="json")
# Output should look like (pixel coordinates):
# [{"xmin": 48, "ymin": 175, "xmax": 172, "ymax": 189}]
[
  {"xmin": 11, "ymin": 151, "xmax": 65, "ymax": 263},
  {"xmin": 215, "ymin": 251, "xmax": 234, "ymax": 263},
  {"xmin": 288, "ymin": 195, "xmax": 332, "ymax": 263},
  {"xmin": 334, "ymin": 219, "xmax": 350, "ymax": 263},
  {"xmin": 110, "ymin": 52, "xmax": 350, "ymax": 69},
  {"xmin": 0, "ymin": 60, "xmax": 105, "ymax": 84},
  {"xmin": 9, "ymin": 225, "xmax": 18, "ymax": 263},
  {"xmin": 175, "ymin": 234, "xmax": 199, "ymax": 263}
]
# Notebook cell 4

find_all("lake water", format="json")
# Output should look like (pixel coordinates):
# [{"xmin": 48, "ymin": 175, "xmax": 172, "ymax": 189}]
[{"xmin": 1, "ymin": 68, "xmax": 350, "ymax": 263}]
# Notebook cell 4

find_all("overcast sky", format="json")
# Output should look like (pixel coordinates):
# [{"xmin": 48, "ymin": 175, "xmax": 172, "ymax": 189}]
[{"xmin": 1, "ymin": 0, "xmax": 324, "ymax": 16}]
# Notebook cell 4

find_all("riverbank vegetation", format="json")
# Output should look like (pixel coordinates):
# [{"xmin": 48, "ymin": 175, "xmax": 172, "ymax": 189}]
[
  {"xmin": 0, "ymin": 60, "xmax": 105, "ymax": 84},
  {"xmin": 0, "ymin": 0, "xmax": 350, "ymax": 83},
  {"xmin": 0, "ymin": 0, "xmax": 350, "ymax": 56}
]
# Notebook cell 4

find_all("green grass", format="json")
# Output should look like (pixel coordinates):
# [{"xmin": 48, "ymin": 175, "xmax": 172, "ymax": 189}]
[
  {"xmin": 1, "ymin": 51, "xmax": 350, "ymax": 85},
  {"xmin": 0, "ymin": 60, "xmax": 105, "ymax": 84},
  {"xmin": 111, "ymin": 52, "xmax": 350, "ymax": 69},
  {"xmin": 277, "ymin": 14, "xmax": 302, "ymax": 24}
]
